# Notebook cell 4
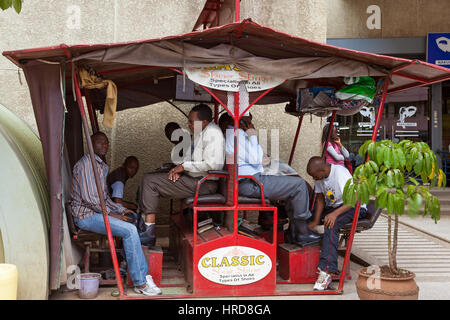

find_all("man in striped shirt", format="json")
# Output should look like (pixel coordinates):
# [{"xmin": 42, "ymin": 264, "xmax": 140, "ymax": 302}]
[{"xmin": 70, "ymin": 132, "xmax": 161, "ymax": 296}]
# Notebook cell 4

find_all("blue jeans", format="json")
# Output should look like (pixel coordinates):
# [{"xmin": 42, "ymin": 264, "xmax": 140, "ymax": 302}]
[
  {"xmin": 317, "ymin": 206, "xmax": 367, "ymax": 273},
  {"xmin": 74, "ymin": 213, "xmax": 148, "ymax": 287}
]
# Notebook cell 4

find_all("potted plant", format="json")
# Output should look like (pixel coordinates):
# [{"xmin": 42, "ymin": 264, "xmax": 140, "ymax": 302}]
[{"xmin": 343, "ymin": 139, "xmax": 446, "ymax": 300}]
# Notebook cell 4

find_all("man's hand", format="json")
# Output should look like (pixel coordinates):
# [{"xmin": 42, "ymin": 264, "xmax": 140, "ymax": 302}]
[
  {"xmin": 168, "ymin": 164, "xmax": 184, "ymax": 182},
  {"xmin": 123, "ymin": 209, "xmax": 134, "ymax": 215},
  {"xmin": 308, "ymin": 220, "xmax": 320, "ymax": 231},
  {"xmin": 323, "ymin": 212, "xmax": 339, "ymax": 229}
]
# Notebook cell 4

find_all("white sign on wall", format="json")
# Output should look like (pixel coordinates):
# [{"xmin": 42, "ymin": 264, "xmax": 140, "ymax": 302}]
[
  {"xmin": 397, "ymin": 106, "xmax": 417, "ymax": 129},
  {"xmin": 198, "ymin": 246, "xmax": 272, "ymax": 286},
  {"xmin": 185, "ymin": 65, "xmax": 285, "ymax": 92}
]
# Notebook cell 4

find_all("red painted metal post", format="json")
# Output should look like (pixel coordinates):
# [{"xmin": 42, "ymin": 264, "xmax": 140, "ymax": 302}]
[
  {"xmin": 337, "ymin": 76, "xmax": 390, "ymax": 292},
  {"xmin": 235, "ymin": 0, "xmax": 240, "ymax": 22},
  {"xmin": 83, "ymin": 89, "xmax": 100, "ymax": 134},
  {"xmin": 73, "ymin": 71, "xmax": 125, "ymax": 298},
  {"xmin": 288, "ymin": 115, "xmax": 304, "ymax": 166},
  {"xmin": 233, "ymin": 91, "xmax": 240, "ymax": 237}
]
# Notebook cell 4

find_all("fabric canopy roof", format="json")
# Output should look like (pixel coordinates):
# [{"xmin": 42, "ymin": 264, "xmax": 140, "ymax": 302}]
[{"xmin": 4, "ymin": 19, "xmax": 450, "ymax": 112}]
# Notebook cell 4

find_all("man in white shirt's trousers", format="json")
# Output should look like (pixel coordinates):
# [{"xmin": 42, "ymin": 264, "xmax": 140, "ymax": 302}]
[{"xmin": 138, "ymin": 104, "xmax": 225, "ymax": 246}]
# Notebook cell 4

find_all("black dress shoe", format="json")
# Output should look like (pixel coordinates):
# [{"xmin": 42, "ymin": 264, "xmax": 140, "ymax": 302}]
[{"xmin": 295, "ymin": 230, "xmax": 323, "ymax": 247}]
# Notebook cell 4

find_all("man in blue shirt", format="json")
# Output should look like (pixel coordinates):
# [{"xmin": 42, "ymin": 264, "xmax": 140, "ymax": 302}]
[
  {"xmin": 107, "ymin": 156, "xmax": 140, "ymax": 211},
  {"xmin": 220, "ymin": 113, "xmax": 321, "ymax": 246}
]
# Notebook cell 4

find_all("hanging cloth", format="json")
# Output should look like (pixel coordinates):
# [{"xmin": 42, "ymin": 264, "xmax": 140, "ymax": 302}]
[{"xmin": 78, "ymin": 66, "xmax": 118, "ymax": 128}]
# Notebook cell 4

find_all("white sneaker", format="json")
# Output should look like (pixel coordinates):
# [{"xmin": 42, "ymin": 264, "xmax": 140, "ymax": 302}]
[
  {"xmin": 313, "ymin": 268, "xmax": 332, "ymax": 291},
  {"xmin": 146, "ymin": 275, "xmax": 162, "ymax": 295},
  {"xmin": 134, "ymin": 284, "xmax": 160, "ymax": 296}
]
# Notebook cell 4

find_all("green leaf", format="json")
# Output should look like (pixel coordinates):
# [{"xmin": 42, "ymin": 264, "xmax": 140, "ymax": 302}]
[
  {"xmin": 368, "ymin": 175, "xmax": 377, "ymax": 194},
  {"xmin": 359, "ymin": 140, "xmax": 371, "ymax": 159},
  {"xmin": 386, "ymin": 170, "xmax": 394, "ymax": 187},
  {"xmin": 408, "ymin": 176, "xmax": 420, "ymax": 186},
  {"xmin": 413, "ymin": 158, "xmax": 423, "ymax": 176},
  {"xmin": 384, "ymin": 147, "xmax": 392, "ymax": 168},
  {"xmin": 12, "ymin": 0, "xmax": 21, "ymax": 13},
  {"xmin": 406, "ymin": 184, "xmax": 415, "ymax": 197},
  {"xmin": 432, "ymin": 196, "xmax": 441, "ymax": 222},
  {"xmin": 361, "ymin": 182, "xmax": 369, "ymax": 205},
  {"xmin": 396, "ymin": 148, "xmax": 406, "ymax": 168},
  {"xmin": 391, "ymin": 148, "xmax": 399, "ymax": 169},
  {"xmin": 379, "ymin": 191, "xmax": 388, "ymax": 209},
  {"xmin": 369, "ymin": 160, "xmax": 379, "ymax": 173},
  {"xmin": 377, "ymin": 146, "xmax": 386, "ymax": 166},
  {"xmin": 424, "ymin": 152, "xmax": 432, "ymax": 176},
  {"xmin": 0, "ymin": 0, "xmax": 12, "ymax": 10},
  {"xmin": 394, "ymin": 192, "xmax": 405, "ymax": 215},
  {"xmin": 394, "ymin": 170, "xmax": 404, "ymax": 188},
  {"xmin": 343, "ymin": 179, "xmax": 352, "ymax": 205},
  {"xmin": 368, "ymin": 141, "xmax": 376, "ymax": 162},
  {"xmin": 387, "ymin": 193, "xmax": 394, "ymax": 214},
  {"xmin": 376, "ymin": 185, "xmax": 387, "ymax": 197},
  {"xmin": 407, "ymin": 193, "xmax": 423, "ymax": 217}
]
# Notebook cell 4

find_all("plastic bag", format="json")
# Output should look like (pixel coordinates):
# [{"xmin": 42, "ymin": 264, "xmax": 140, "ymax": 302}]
[{"xmin": 335, "ymin": 76, "xmax": 376, "ymax": 103}]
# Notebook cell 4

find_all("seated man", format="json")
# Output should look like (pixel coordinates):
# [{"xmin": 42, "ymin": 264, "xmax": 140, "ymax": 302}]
[
  {"xmin": 306, "ymin": 156, "xmax": 367, "ymax": 291},
  {"xmin": 107, "ymin": 156, "xmax": 140, "ymax": 211},
  {"xmin": 220, "ymin": 112, "xmax": 321, "ymax": 245},
  {"xmin": 139, "ymin": 104, "xmax": 225, "ymax": 245},
  {"xmin": 70, "ymin": 132, "xmax": 161, "ymax": 296}
]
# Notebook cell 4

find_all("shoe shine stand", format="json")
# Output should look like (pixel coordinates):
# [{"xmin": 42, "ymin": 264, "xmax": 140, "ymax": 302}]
[{"xmin": 68, "ymin": 39, "xmax": 389, "ymax": 300}]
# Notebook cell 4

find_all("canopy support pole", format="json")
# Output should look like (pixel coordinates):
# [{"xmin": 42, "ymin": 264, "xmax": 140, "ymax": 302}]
[
  {"xmin": 288, "ymin": 114, "xmax": 304, "ymax": 166},
  {"xmin": 73, "ymin": 70, "xmax": 126, "ymax": 299},
  {"xmin": 83, "ymin": 89, "xmax": 100, "ymax": 134}
]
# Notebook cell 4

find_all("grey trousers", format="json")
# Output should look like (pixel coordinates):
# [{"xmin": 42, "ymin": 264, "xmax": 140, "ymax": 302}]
[
  {"xmin": 238, "ymin": 173, "xmax": 312, "ymax": 221},
  {"xmin": 139, "ymin": 172, "xmax": 217, "ymax": 214}
]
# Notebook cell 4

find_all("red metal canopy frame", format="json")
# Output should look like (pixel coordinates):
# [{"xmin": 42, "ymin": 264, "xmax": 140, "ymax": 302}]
[{"xmin": 3, "ymin": 6, "xmax": 450, "ymax": 299}]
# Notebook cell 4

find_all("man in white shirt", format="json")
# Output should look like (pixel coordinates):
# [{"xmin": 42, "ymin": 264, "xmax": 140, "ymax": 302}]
[
  {"xmin": 306, "ymin": 156, "xmax": 367, "ymax": 291},
  {"xmin": 220, "ymin": 112, "xmax": 322, "ymax": 246},
  {"xmin": 138, "ymin": 104, "xmax": 225, "ymax": 246}
]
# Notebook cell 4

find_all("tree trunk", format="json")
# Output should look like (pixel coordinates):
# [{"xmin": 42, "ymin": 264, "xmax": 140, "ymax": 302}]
[
  {"xmin": 387, "ymin": 214, "xmax": 393, "ymax": 268},
  {"xmin": 392, "ymin": 214, "xmax": 399, "ymax": 274}
]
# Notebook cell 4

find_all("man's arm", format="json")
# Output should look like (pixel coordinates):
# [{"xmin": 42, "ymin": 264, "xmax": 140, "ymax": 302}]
[
  {"xmin": 182, "ymin": 127, "xmax": 225, "ymax": 173},
  {"xmin": 327, "ymin": 145, "xmax": 345, "ymax": 161},
  {"xmin": 308, "ymin": 192, "xmax": 325, "ymax": 230},
  {"xmin": 112, "ymin": 198, "xmax": 138, "ymax": 211},
  {"xmin": 109, "ymin": 180, "xmax": 137, "ymax": 210},
  {"xmin": 323, "ymin": 204, "xmax": 353, "ymax": 229}
]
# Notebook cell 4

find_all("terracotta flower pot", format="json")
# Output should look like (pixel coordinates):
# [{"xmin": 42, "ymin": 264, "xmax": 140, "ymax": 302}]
[{"xmin": 356, "ymin": 267, "xmax": 419, "ymax": 300}]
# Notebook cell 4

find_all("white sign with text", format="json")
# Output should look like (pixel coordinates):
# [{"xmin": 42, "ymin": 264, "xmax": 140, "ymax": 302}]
[
  {"xmin": 185, "ymin": 65, "xmax": 284, "ymax": 92},
  {"xmin": 198, "ymin": 246, "xmax": 272, "ymax": 285}
]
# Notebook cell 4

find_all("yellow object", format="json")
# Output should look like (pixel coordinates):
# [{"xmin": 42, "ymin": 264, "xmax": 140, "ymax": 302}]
[
  {"xmin": 0, "ymin": 264, "xmax": 18, "ymax": 300},
  {"xmin": 78, "ymin": 66, "xmax": 118, "ymax": 128}
]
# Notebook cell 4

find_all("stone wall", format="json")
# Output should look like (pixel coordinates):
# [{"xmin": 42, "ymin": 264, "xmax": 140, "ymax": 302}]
[{"xmin": 327, "ymin": 0, "xmax": 450, "ymax": 38}]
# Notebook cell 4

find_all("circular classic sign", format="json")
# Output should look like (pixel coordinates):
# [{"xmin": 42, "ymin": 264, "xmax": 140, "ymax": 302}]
[
  {"xmin": 185, "ymin": 65, "xmax": 285, "ymax": 92},
  {"xmin": 198, "ymin": 246, "xmax": 272, "ymax": 286}
]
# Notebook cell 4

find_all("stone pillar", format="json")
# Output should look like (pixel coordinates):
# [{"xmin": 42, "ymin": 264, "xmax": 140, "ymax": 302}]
[
  {"xmin": 239, "ymin": 0, "xmax": 328, "ymax": 182},
  {"xmin": 431, "ymin": 83, "xmax": 443, "ymax": 165}
]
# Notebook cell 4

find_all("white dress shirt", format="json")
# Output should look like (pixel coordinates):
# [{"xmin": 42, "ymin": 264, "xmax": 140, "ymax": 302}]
[
  {"xmin": 225, "ymin": 125, "xmax": 264, "ymax": 176},
  {"xmin": 182, "ymin": 121, "xmax": 225, "ymax": 178}
]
